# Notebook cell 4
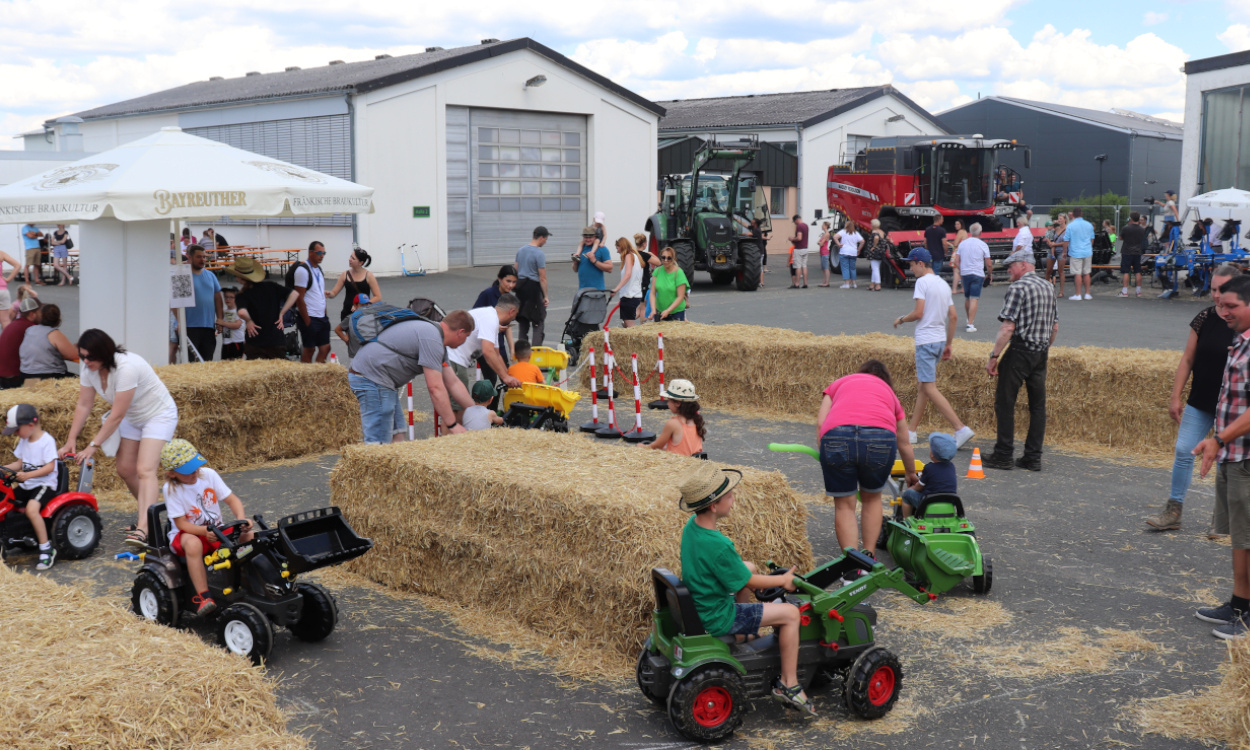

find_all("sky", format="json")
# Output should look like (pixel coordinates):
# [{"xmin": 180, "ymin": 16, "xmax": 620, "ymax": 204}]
[{"xmin": 0, "ymin": 0, "xmax": 1244, "ymax": 149}]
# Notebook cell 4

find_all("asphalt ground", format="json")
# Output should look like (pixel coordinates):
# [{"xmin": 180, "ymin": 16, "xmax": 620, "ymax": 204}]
[{"xmin": 14, "ymin": 256, "xmax": 1236, "ymax": 748}]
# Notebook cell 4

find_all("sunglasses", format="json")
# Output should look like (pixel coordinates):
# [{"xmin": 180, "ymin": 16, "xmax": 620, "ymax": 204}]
[
  {"xmin": 312, "ymin": 250, "xmax": 326, "ymax": 256},
  {"xmin": 78, "ymin": 351, "xmax": 95, "ymax": 362},
  {"xmin": 661, "ymin": 255, "xmax": 674, "ymax": 261}
]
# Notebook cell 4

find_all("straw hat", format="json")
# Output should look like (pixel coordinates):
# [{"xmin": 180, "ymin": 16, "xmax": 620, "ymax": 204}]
[
  {"xmin": 226, "ymin": 256, "xmax": 266, "ymax": 283},
  {"xmin": 678, "ymin": 464, "xmax": 743, "ymax": 513},
  {"xmin": 666, "ymin": 379, "xmax": 698, "ymax": 401}
]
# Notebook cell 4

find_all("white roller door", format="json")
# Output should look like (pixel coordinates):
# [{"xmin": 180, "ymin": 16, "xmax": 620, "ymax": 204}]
[{"xmin": 468, "ymin": 109, "xmax": 587, "ymax": 267}]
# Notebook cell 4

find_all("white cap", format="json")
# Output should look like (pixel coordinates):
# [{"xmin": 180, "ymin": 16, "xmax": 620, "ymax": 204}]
[{"xmin": 593, "ymin": 211, "xmax": 605, "ymax": 223}]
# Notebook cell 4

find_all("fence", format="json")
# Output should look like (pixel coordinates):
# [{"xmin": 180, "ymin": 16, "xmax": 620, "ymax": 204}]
[{"xmin": 1027, "ymin": 204, "xmax": 1165, "ymax": 233}]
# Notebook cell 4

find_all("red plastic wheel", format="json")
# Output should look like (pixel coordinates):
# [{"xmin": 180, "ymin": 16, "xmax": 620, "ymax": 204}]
[
  {"xmin": 867, "ymin": 664, "xmax": 896, "ymax": 706},
  {"xmin": 691, "ymin": 686, "xmax": 733, "ymax": 727}
]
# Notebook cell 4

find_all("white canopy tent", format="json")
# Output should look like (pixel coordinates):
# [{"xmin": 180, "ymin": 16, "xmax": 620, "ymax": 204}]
[
  {"xmin": 0, "ymin": 127, "xmax": 374, "ymax": 364},
  {"xmin": 1187, "ymin": 188, "xmax": 1250, "ymax": 220}
]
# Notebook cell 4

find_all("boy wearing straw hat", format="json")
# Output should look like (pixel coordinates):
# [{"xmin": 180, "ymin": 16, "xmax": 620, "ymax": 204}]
[{"xmin": 678, "ymin": 464, "xmax": 815, "ymax": 717}]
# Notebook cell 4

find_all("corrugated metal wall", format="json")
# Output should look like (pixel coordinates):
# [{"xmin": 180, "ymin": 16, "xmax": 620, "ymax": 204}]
[{"xmin": 445, "ymin": 106, "xmax": 471, "ymax": 267}]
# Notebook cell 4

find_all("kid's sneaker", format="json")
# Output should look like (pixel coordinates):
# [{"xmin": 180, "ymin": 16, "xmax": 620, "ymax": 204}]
[
  {"xmin": 36, "ymin": 548, "xmax": 56, "ymax": 571},
  {"xmin": 193, "ymin": 593, "xmax": 218, "ymax": 617}
]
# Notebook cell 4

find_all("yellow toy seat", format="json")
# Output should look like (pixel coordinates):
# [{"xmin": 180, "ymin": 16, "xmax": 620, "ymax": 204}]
[
  {"xmin": 891, "ymin": 459, "xmax": 924, "ymax": 478},
  {"xmin": 502, "ymin": 382, "xmax": 581, "ymax": 418}
]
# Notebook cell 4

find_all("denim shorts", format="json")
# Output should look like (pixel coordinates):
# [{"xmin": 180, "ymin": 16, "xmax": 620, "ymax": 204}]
[
  {"xmin": 727, "ymin": 602, "xmax": 764, "ymax": 636},
  {"xmin": 914, "ymin": 341, "xmax": 945, "ymax": 383},
  {"xmin": 349, "ymin": 372, "xmax": 403, "ymax": 445},
  {"xmin": 819, "ymin": 425, "xmax": 898, "ymax": 497},
  {"xmin": 963, "ymin": 274, "xmax": 984, "ymax": 298}
]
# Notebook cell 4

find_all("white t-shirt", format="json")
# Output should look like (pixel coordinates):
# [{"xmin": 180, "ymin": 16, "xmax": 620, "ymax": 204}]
[
  {"xmin": 957, "ymin": 238, "xmax": 991, "ymax": 277},
  {"xmin": 223, "ymin": 307, "xmax": 246, "ymax": 345},
  {"xmin": 448, "ymin": 306, "xmax": 500, "ymax": 367},
  {"xmin": 80, "ymin": 351, "xmax": 177, "ymax": 426},
  {"xmin": 293, "ymin": 263, "xmax": 327, "ymax": 318},
  {"xmin": 462, "ymin": 405, "xmax": 493, "ymax": 431},
  {"xmin": 14, "ymin": 432, "xmax": 57, "ymax": 490},
  {"xmin": 163, "ymin": 467, "xmax": 231, "ymax": 544},
  {"xmin": 1013, "ymin": 226, "xmax": 1033, "ymax": 252},
  {"xmin": 913, "ymin": 273, "xmax": 953, "ymax": 346},
  {"xmin": 836, "ymin": 230, "xmax": 864, "ymax": 257}
]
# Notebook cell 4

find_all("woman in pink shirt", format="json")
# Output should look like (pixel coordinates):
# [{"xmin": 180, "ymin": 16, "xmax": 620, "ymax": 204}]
[{"xmin": 818, "ymin": 360, "xmax": 919, "ymax": 553}]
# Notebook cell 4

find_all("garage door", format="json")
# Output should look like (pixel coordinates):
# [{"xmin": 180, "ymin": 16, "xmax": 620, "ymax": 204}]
[{"xmin": 467, "ymin": 109, "xmax": 587, "ymax": 267}]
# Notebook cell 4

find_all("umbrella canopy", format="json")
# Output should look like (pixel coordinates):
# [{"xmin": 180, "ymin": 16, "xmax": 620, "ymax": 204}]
[
  {"xmin": 1187, "ymin": 188, "xmax": 1250, "ymax": 220},
  {"xmin": 0, "ymin": 126, "xmax": 373, "ymax": 224}
]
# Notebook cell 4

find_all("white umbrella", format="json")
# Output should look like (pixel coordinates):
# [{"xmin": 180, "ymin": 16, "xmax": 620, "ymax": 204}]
[
  {"xmin": 1187, "ymin": 188, "xmax": 1250, "ymax": 220},
  {"xmin": 0, "ymin": 126, "xmax": 373, "ymax": 223}
]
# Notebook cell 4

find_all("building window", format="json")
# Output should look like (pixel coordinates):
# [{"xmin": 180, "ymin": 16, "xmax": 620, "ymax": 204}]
[
  {"xmin": 1200, "ymin": 85, "xmax": 1250, "ymax": 191},
  {"xmin": 776, "ymin": 141, "xmax": 797, "ymax": 156},
  {"xmin": 476, "ymin": 126, "xmax": 582, "ymax": 212},
  {"xmin": 844, "ymin": 134, "xmax": 872, "ymax": 165},
  {"xmin": 769, "ymin": 187, "xmax": 786, "ymax": 217}
]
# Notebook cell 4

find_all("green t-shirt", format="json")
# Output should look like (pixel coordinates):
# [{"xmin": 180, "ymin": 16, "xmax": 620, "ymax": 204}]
[
  {"xmin": 652, "ymin": 265, "xmax": 689, "ymax": 315},
  {"xmin": 679, "ymin": 515, "xmax": 752, "ymax": 635}
]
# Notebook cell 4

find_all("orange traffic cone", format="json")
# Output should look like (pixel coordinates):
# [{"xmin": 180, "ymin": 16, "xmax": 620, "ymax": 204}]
[
  {"xmin": 329, "ymin": 353, "xmax": 340, "ymax": 365},
  {"xmin": 966, "ymin": 448, "xmax": 985, "ymax": 479}
]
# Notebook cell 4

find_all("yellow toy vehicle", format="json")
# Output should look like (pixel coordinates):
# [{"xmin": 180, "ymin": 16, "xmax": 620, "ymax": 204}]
[{"xmin": 500, "ymin": 382, "xmax": 581, "ymax": 432}]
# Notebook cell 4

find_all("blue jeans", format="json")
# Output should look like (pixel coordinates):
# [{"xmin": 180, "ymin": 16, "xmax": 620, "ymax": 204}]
[
  {"xmin": 819, "ymin": 425, "xmax": 898, "ymax": 496},
  {"xmin": 914, "ymin": 341, "xmax": 945, "ymax": 383},
  {"xmin": 840, "ymin": 255, "xmax": 858, "ymax": 281},
  {"xmin": 349, "ymin": 373, "xmax": 403, "ymax": 445},
  {"xmin": 932, "ymin": 260, "xmax": 945, "ymax": 276},
  {"xmin": 1171, "ymin": 405, "xmax": 1215, "ymax": 502}
]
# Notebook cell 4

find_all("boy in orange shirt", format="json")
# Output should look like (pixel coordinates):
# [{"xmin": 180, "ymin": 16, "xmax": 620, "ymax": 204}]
[{"xmin": 506, "ymin": 340, "xmax": 544, "ymax": 385}]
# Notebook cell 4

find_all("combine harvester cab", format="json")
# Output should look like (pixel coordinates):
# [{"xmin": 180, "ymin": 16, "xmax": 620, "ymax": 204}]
[{"xmin": 827, "ymin": 135, "xmax": 1034, "ymax": 286}]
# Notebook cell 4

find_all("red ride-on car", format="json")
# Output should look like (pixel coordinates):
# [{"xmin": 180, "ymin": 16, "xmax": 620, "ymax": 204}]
[{"xmin": 0, "ymin": 457, "xmax": 102, "ymax": 564}]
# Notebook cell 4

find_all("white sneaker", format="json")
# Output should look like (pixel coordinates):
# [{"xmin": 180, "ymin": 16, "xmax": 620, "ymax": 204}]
[
  {"xmin": 1117, "ymin": 290, "xmax": 1129, "ymax": 297},
  {"xmin": 1083, "ymin": 293, "xmax": 1092, "ymax": 300},
  {"xmin": 840, "ymin": 283, "xmax": 850, "ymax": 289},
  {"xmin": 966, "ymin": 323, "xmax": 977, "ymax": 332},
  {"xmin": 908, "ymin": 430, "xmax": 918, "ymax": 445},
  {"xmin": 954, "ymin": 426, "xmax": 975, "ymax": 450},
  {"xmin": 1068, "ymin": 295, "xmax": 1082, "ymax": 301}
]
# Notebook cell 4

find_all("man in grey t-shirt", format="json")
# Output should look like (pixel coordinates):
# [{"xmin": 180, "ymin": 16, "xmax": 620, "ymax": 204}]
[
  {"xmin": 515, "ymin": 226, "xmax": 550, "ymax": 345},
  {"xmin": 348, "ymin": 310, "xmax": 477, "ymax": 442}
]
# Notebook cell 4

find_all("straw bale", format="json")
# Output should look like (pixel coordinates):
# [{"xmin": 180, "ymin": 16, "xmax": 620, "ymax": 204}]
[
  {"xmin": 1134, "ymin": 636, "xmax": 1250, "ymax": 749},
  {"xmin": 0, "ymin": 564, "xmax": 308, "ymax": 750},
  {"xmin": 0, "ymin": 361, "xmax": 399, "ymax": 494},
  {"xmin": 329, "ymin": 429, "xmax": 812, "ymax": 676},
  {"xmin": 584, "ymin": 324, "xmax": 1183, "ymax": 460}
]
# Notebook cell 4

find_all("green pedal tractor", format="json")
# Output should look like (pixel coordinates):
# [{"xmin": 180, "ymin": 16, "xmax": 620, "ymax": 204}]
[{"xmin": 637, "ymin": 549, "xmax": 936, "ymax": 743}]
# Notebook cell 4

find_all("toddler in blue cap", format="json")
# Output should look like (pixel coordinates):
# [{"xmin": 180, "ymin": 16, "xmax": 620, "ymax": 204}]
[{"xmin": 901, "ymin": 432, "xmax": 958, "ymax": 516}]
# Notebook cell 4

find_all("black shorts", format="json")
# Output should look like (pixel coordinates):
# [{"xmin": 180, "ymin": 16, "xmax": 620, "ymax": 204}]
[
  {"xmin": 298, "ymin": 315, "xmax": 331, "ymax": 348},
  {"xmin": 13, "ymin": 485, "xmax": 52, "ymax": 508},
  {"xmin": 221, "ymin": 342, "xmax": 245, "ymax": 360},
  {"xmin": 619, "ymin": 296, "xmax": 642, "ymax": 322},
  {"xmin": 1120, "ymin": 254, "xmax": 1142, "ymax": 274}
]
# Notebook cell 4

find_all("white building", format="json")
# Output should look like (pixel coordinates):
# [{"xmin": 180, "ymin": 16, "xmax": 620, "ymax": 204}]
[
  {"xmin": 1180, "ymin": 49, "xmax": 1250, "ymax": 210},
  {"xmin": 25, "ymin": 38, "xmax": 663, "ymax": 274},
  {"xmin": 656, "ymin": 86, "xmax": 947, "ymax": 242}
]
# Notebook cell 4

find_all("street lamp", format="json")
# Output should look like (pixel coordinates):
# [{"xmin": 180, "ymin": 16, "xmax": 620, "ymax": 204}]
[{"xmin": 1094, "ymin": 154, "xmax": 1108, "ymax": 223}]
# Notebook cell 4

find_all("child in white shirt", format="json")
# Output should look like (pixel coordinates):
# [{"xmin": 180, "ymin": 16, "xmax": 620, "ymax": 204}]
[{"xmin": 3, "ymin": 404, "xmax": 58, "ymax": 570}]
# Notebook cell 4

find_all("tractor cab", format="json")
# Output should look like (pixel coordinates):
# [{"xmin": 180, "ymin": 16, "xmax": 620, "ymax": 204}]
[{"xmin": 906, "ymin": 137, "xmax": 1030, "ymax": 212}]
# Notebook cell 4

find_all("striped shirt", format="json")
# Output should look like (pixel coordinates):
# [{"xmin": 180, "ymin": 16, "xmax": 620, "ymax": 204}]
[{"xmin": 1217, "ymin": 332, "xmax": 1250, "ymax": 464}]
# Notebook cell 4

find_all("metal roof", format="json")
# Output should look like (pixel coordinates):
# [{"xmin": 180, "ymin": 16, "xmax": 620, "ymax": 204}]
[
  {"xmin": 66, "ymin": 37, "xmax": 664, "ymax": 122},
  {"xmin": 657, "ymin": 85, "xmax": 945, "ymax": 131},
  {"xmin": 939, "ymin": 96, "xmax": 1182, "ymax": 139}
]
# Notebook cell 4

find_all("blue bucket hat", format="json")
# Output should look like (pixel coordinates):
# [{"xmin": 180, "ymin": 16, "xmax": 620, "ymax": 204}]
[
  {"xmin": 928, "ymin": 432, "xmax": 957, "ymax": 462},
  {"xmin": 906, "ymin": 247, "xmax": 932, "ymax": 264}
]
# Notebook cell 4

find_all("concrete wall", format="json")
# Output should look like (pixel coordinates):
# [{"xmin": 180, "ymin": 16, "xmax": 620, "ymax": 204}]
[
  {"xmin": 353, "ymin": 47, "xmax": 659, "ymax": 274},
  {"xmin": 1181, "ymin": 62, "xmax": 1250, "ymax": 210}
]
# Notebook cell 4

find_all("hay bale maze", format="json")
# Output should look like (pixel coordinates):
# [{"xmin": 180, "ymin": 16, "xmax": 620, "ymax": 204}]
[
  {"xmin": 584, "ymin": 323, "xmax": 1181, "ymax": 460},
  {"xmin": 1134, "ymin": 637, "xmax": 1250, "ymax": 749},
  {"xmin": 0, "ymin": 564, "xmax": 308, "ymax": 750},
  {"xmin": 0, "ymin": 360, "xmax": 387, "ymax": 494},
  {"xmin": 329, "ymin": 429, "xmax": 812, "ymax": 674}
]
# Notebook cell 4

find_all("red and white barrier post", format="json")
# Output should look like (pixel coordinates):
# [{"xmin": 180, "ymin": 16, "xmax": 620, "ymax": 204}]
[
  {"xmin": 579, "ymin": 347, "xmax": 600, "ymax": 433},
  {"xmin": 595, "ymin": 346, "xmax": 623, "ymax": 439},
  {"xmin": 597, "ymin": 327, "xmax": 614, "ymax": 399},
  {"xmin": 622, "ymin": 354, "xmax": 657, "ymax": 443},
  {"xmin": 648, "ymin": 331, "xmax": 669, "ymax": 409},
  {"xmin": 406, "ymin": 381, "xmax": 416, "ymax": 441}
]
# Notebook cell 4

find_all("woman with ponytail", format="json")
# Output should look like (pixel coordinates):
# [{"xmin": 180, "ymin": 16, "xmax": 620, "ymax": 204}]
[{"xmin": 327, "ymin": 247, "xmax": 381, "ymax": 322}]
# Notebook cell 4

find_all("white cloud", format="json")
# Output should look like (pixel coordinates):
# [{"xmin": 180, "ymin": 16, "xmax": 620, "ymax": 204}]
[
  {"xmin": 1143, "ymin": 11, "xmax": 1168, "ymax": 25},
  {"xmin": 1220, "ymin": 23, "xmax": 1250, "ymax": 51}
]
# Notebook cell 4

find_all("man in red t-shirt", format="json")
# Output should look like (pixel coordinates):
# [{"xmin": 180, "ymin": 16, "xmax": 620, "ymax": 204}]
[
  {"xmin": 0, "ymin": 298, "xmax": 41, "ymax": 388},
  {"xmin": 788, "ymin": 215, "xmax": 809, "ymax": 289}
]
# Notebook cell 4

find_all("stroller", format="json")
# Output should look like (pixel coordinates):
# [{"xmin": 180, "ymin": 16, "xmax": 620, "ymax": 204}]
[{"xmin": 561, "ymin": 288, "xmax": 610, "ymax": 364}]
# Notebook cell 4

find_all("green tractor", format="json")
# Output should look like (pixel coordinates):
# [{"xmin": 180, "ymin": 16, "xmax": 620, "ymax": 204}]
[{"xmin": 647, "ymin": 136, "xmax": 770, "ymax": 291}]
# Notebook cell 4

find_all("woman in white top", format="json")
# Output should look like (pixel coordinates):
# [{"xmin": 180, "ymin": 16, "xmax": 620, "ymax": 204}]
[
  {"xmin": 609, "ymin": 237, "xmax": 644, "ymax": 328},
  {"xmin": 60, "ymin": 329, "xmax": 178, "ymax": 551},
  {"xmin": 835, "ymin": 220, "xmax": 864, "ymax": 289}
]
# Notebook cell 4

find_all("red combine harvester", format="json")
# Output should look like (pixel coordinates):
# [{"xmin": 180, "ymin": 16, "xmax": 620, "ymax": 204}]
[{"xmin": 827, "ymin": 135, "xmax": 1033, "ymax": 287}]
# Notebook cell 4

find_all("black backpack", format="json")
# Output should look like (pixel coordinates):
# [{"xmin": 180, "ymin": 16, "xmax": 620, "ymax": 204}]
[{"xmin": 282, "ymin": 261, "xmax": 316, "ymax": 327}]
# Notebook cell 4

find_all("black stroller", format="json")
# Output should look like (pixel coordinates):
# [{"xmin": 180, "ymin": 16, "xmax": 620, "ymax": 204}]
[{"xmin": 561, "ymin": 288, "xmax": 610, "ymax": 364}]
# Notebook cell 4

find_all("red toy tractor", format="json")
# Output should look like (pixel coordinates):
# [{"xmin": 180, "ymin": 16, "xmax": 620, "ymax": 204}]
[{"xmin": 0, "ymin": 457, "xmax": 102, "ymax": 564}]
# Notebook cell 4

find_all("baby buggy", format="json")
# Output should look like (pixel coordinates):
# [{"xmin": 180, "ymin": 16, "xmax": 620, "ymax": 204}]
[{"xmin": 561, "ymin": 288, "xmax": 610, "ymax": 364}]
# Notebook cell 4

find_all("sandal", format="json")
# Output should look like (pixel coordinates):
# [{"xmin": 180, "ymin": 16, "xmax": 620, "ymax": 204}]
[
  {"xmin": 122, "ymin": 527, "xmax": 148, "ymax": 551},
  {"xmin": 771, "ymin": 678, "xmax": 817, "ymax": 717}
]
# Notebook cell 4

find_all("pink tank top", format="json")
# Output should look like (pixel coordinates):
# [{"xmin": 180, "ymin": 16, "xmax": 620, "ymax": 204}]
[{"xmin": 665, "ymin": 419, "xmax": 704, "ymax": 457}]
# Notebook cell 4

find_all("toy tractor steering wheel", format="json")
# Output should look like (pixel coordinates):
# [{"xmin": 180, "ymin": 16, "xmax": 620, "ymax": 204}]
[
  {"xmin": 753, "ymin": 564, "xmax": 793, "ymax": 603},
  {"xmin": 211, "ymin": 520, "xmax": 251, "ymax": 544},
  {"xmin": 0, "ymin": 465, "xmax": 17, "ymax": 484}
]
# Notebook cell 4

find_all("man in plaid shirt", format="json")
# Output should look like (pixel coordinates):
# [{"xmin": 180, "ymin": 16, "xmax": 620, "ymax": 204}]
[
  {"xmin": 984, "ymin": 249, "xmax": 1059, "ymax": 471},
  {"xmin": 1195, "ymin": 274, "xmax": 1250, "ymax": 639}
]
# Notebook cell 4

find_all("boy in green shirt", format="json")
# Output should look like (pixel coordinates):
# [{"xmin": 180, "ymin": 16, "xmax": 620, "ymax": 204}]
[{"xmin": 678, "ymin": 464, "xmax": 815, "ymax": 717}]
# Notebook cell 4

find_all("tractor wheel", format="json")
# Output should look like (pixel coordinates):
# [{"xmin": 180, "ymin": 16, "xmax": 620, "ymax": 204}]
[
  {"xmin": 972, "ymin": 554, "xmax": 993, "ymax": 595},
  {"xmin": 635, "ymin": 638, "xmax": 668, "ymax": 706},
  {"xmin": 668, "ymin": 665, "xmax": 747, "ymax": 743},
  {"xmin": 290, "ymin": 582, "xmax": 338, "ymax": 642},
  {"xmin": 51, "ymin": 504, "xmax": 101, "ymax": 559},
  {"xmin": 218, "ymin": 602, "xmax": 274, "ymax": 665},
  {"xmin": 879, "ymin": 216, "xmax": 905, "ymax": 234},
  {"xmin": 736, "ymin": 238, "xmax": 762, "ymax": 291},
  {"xmin": 844, "ymin": 647, "xmax": 902, "ymax": 719},
  {"xmin": 132, "ymin": 570, "xmax": 180, "ymax": 627},
  {"xmin": 672, "ymin": 241, "xmax": 697, "ymax": 289}
]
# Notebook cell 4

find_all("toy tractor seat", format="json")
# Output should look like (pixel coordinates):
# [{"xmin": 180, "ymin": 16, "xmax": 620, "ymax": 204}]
[
  {"xmin": 652, "ymin": 567, "xmax": 706, "ymax": 636},
  {"xmin": 913, "ymin": 493, "xmax": 966, "ymax": 520},
  {"xmin": 145, "ymin": 502, "xmax": 173, "ymax": 551},
  {"xmin": 52, "ymin": 461, "xmax": 70, "ymax": 495}
]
